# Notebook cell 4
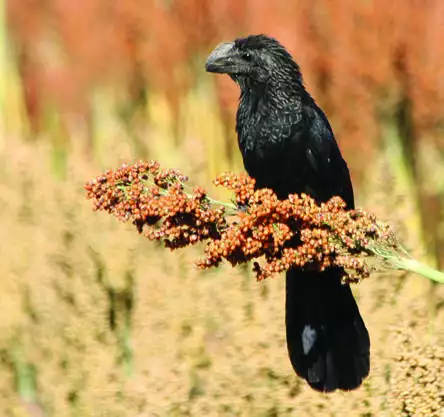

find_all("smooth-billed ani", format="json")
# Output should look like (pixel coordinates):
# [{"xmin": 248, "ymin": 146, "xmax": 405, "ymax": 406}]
[{"xmin": 205, "ymin": 34, "xmax": 370, "ymax": 392}]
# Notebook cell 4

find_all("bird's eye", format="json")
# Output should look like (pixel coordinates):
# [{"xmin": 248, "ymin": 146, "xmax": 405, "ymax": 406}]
[{"xmin": 242, "ymin": 52, "xmax": 252, "ymax": 61}]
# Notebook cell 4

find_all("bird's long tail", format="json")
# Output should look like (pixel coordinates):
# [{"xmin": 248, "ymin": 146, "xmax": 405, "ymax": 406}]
[{"xmin": 285, "ymin": 267, "xmax": 370, "ymax": 392}]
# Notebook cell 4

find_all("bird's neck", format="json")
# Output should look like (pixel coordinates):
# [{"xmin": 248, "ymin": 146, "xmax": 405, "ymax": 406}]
[
  {"xmin": 238, "ymin": 78, "xmax": 305, "ymax": 121},
  {"xmin": 235, "ymin": 79, "xmax": 307, "ymax": 157}
]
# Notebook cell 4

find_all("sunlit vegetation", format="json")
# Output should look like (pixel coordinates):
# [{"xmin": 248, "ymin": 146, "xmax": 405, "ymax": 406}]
[{"xmin": 1, "ymin": 1, "xmax": 443, "ymax": 415}]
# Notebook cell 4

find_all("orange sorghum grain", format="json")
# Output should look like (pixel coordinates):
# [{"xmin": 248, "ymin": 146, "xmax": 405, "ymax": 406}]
[{"xmin": 85, "ymin": 160, "xmax": 397, "ymax": 282}]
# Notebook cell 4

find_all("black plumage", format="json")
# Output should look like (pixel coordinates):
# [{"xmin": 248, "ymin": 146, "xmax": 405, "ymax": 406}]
[{"xmin": 206, "ymin": 34, "xmax": 370, "ymax": 392}]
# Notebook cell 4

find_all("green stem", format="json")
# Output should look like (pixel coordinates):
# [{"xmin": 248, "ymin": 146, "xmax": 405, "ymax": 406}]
[
  {"xmin": 137, "ymin": 177, "xmax": 238, "ymax": 211},
  {"xmin": 389, "ymin": 257, "xmax": 444, "ymax": 284},
  {"xmin": 206, "ymin": 197, "xmax": 237, "ymax": 210},
  {"xmin": 368, "ymin": 244, "xmax": 444, "ymax": 284}
]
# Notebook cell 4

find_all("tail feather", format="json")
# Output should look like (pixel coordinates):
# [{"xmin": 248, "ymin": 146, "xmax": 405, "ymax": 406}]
[{"xmin": 285, "ymin": 267, "xmax": 370, "ymax": 392}]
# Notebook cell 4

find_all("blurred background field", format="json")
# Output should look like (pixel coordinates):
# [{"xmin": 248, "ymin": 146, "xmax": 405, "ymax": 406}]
[{"xmin": 1, "ymin": 1, "xmax": 443, "ymax": 416}]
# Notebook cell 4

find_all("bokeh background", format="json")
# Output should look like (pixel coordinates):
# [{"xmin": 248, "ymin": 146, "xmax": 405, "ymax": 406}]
[{"xmin": 1, "ymin": 1, "xmax": 443, "ymax": 416}]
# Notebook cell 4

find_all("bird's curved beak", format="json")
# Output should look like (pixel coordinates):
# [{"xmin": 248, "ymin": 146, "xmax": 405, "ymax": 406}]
[{"xmin": 205, "ymin": 42, "xmax": 235, "ymax": 74}]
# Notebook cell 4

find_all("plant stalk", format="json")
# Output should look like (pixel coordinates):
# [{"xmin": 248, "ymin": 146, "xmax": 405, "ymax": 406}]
[{"xmin": 390, "ymin": 257, "xmax": 444, "ymax": 284}]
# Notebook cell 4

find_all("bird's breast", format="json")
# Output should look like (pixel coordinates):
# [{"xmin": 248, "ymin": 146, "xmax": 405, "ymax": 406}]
[{"xmin": 239, "ymin": 128, "xmax": 290, "ymax": 192}]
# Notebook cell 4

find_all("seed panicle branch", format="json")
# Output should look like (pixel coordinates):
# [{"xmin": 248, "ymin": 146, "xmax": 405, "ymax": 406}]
[{"xmin": 84, "ymin": 160, "xmax": 444, "ymax": 284}]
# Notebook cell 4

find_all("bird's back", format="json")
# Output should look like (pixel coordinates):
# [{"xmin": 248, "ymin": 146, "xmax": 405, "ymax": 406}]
[{"xmin": 237, "ymin": 92, "xmax": 354, "ymax": 208}]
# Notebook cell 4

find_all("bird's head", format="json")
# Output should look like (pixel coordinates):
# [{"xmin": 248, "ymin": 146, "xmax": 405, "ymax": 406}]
[{"xmin": 205, "ymin": 34, "xmax": 302, "ymax": 89}]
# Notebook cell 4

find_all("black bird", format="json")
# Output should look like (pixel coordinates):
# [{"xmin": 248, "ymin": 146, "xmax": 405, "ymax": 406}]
[{"xmin": 206, "ymin": 35, "xmax": 370, "ymax": 392}]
